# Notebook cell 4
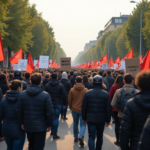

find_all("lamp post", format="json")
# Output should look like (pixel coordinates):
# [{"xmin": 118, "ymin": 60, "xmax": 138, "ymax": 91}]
[{"xmin": 130, "ymin": 1, "xmax": 142, "ymax": 56}]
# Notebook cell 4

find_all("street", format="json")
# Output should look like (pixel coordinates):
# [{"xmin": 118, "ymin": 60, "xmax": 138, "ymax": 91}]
[{"xmin": 0, "ymin": 110, "xmax": 120, "ymax": 150}]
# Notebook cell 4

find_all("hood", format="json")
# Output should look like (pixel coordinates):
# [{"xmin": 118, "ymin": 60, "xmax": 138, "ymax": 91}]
[
  {"xmin": 73, "ymin": 83, "xmax": 85, "ymax": 91},
  {"xmin": 26, "ymin": 85, "xmax": 43, "ymax": 96},
  {"xmin": 6, "ymin": 90, "xmax": 20, "ymax": 103},
  {"xmin": 42, "ymin": 79, "xmax": 50, "ymax": 85},
  {"xmin": 49, "ymin": 79, "xmax": 59, "ymax": 87},
  {"xmin": 134, "ymin": 91, "xmax": 150, "ymax": 111},
  {"xmin": 61, "ymin": 78, "xmax": 68, "ymax": 83}
]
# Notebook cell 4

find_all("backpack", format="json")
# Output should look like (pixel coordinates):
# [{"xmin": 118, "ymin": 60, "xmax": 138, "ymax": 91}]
[{"xmin": 118, "ymin": 88, "xmax": 135, "ymax": 112}]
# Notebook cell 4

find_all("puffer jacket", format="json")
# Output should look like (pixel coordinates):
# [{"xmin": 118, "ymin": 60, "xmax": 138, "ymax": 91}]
[
  {"xmin": 0, "ymin": 81, "xmax": 9, "ymax": 95},
  {"xmin": 23, "ymin": 79, "xmax": 31, "ymax": 86},
  {"xmin": 82, "ymin": 85, "xmax": 111, "ymax": 123},
  {"xmin": 45, "ymin": 79, "xmax": 67, "ymax": 106},
  {"xmin": 120, "ymin": 91, "xmax": 150, "ymax": 150},
  {"xmin": 13, "ymin": 76, "xmax": 27, "ymax": 90},
  {"xmin": 59, "ymin": 78, "xmax": 72, "ymax": 97},
  {"xmin": 105, "ymin": 75, "xmax": 115, "ymax": 92},
  {"xmin": 0, "ymin": 91, "xmax": 25, "ymax": 139},
  {"xmin": 41, "ymin": 78, "xmax": 50, "ymax": 89},
  {"xmin": 70, "ymin": 75, "xmax": 77, "ymax": 87},
  {"xmin": 16, "ymin": 85, "xmax": 54, "ymax": 132},
  {"xmin": 82, "ymin": 82, "xmax": 92, "ymax": 90},
  {"xmin": 0, "ymin": 88, "xmax": 2, "ymax": 101},
  {"xmin": 138, "ymin": 115, "xmax": 150, "ymax": 150}
]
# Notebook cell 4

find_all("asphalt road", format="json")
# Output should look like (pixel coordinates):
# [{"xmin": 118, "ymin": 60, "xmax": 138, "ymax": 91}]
[{"xmin": 0, "ymin": 110, "xmax": 120, "ymax": 150}]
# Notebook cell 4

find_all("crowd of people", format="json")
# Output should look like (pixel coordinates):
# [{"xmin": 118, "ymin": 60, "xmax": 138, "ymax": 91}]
[{"xmin": 0, "ymin": 68, "xmax": 150, "ymax": 150}]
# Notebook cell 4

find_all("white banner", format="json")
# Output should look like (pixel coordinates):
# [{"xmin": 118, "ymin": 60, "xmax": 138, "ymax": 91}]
[
  {"xmin": 119, "ymin": 61, "xmax": 126, "ymax": 71},
  {"xmin": 34, "ymin": 60, "xmax": 38, "ymax": 67},
  {"xmin": 102, "ymin": 63, "xmax": 108, "ymax": 70},
  {"xmin": 39, "ymin": 55, "xmax": 49, "ymax": 69},
  {"xmin": 13, "ymin": 64, "xmax": 19, "ymax": 71},
  {"xmin": 114, "ymin": 64, "xmax": 118, "ymax": 70},
  {"xmin": 18, "ymin": 59, "xmax": 27, "ymax": 71}
]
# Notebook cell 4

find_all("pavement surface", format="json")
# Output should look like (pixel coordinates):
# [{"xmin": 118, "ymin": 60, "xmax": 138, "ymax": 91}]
[{"xmin": 0, "ymin": 110, "xmax": 120, "ymax": 150}]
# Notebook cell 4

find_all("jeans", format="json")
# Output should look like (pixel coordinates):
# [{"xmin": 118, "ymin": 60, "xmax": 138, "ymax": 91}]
[
  {"xmin": 4, "ymin": 133, "xmax": 26, "ymax": 150},
  {"xmin": 113, "ymin": 112, "xmax": 120, "ymax": 141},
  {"xmin": 88, "ymin": 122, "xmax": 105, "ymax": 150},
  {"xmin": 72, "ymin": 111, "xmax": 86, "ymax": 138},
  {"xmin": 52, "ymin": 105, "xmax": 61, "ymax": 135},
  {"xmin": 27, "ymin": 131, "xmax": 46, "ymax": 150},
  {"xmin": 61, "ymin": 103, "xmax": 68, "ymax": 118}
]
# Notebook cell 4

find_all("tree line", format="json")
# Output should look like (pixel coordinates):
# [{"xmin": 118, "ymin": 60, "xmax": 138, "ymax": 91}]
[
  {"xmin": 74, "ymin": 0, "xmax": 150, "ymax": 65},
  {"xmin": 0, "ymin": 0, "xmax": 66, "ymax": 63}
]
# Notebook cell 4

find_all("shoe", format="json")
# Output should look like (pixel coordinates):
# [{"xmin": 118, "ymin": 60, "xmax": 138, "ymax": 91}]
[
  {"xmin": 0, "ymin": 137, "xmax": 5, "ymax": 141},
  {"xmin": 50, "ymin": 131, "xmax": 53, "ymax": 136},
  {"xmin": 114, "ymin": 141, "xmax": 120, "ymax": 146},
  {"xmin": 63, "ymin": 117, "xmax": 68, "ymax": 120},
  {"xmin": 74, "ymin": 138, "xmax": 78, "ymax": 142},
  {"xmin": 79, "ymin": 136, "xmax": 84, "ymax": 147},
  {"xmin": 53, "ymin": 135, "xmax": 60, "ymax": 140},
  {"xmin": 61, "ymin": 116, "xmax": 64, "ymax": 119},
  {"xmin": 112, "ymin": 120, "xmax": 115, "ymax": 124}
]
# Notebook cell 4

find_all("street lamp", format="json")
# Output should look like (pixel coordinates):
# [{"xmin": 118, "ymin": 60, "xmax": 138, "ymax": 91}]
[{"xmin": 130, "ymin": 1, "xmax": 142, "ymax": 56}]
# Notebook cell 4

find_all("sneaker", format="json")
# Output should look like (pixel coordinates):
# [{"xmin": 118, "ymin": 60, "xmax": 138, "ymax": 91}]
[
  {"xmin": 50, "ymin": 131, "xmax": 53, "ymax": 136},
  {"xmin": 63, "ymin": 117, "xmax": 68, "ymax": 120},
  {"xmin": 79, "ymin": 136, "xmax": 84, "ymax": 147},
  {"xmin": 114, "ymin": 141, "xmax": 120, "ymax": 146},
  {"xmin": 53, "ymin": 135, "xmax": 60, "ymax": 140},
  {"xmin": 74, "ymin": 138, "xmax": 78, "ymax": 142},
  {"xmin": 112, "ymin": 120, "xmax": 115, "ymax": 124},
  {"xmin": 61, "ymin": 116, "xmax": 64, "ymax": 119}
]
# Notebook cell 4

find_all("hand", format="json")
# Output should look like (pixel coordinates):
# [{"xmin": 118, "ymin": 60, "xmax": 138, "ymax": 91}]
[
  {"xmin": 3, "ymin": 94, "xmax": 6, "ymax": 98},
  {"xmin": 83, "ymin": 120, "xmax": 87, "ymax": 124},
  {"xmin": 63, "ymin": 105, "xmax": 66, "ymax": 109},
  {"xmin": 21, "ymin": 125, "xmax": 25, "ymax": 130},
  {"xmin": 105, "ymin": 122, "xmax": 110, "ymax": 127},
  {"xmin": 47, "ymin": 127, "xmax": 51, "ymax": 132}
]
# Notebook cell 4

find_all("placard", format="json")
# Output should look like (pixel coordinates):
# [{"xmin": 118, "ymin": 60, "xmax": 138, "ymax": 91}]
[
  {"xmin": 18, "ymin": 59, "xmax": 27, "ymax": 71},
  {"xmin": 119, "ymin": 61, "xmax": 126, "ymax": 71},
  {"xmin": 34, "ymin": 60, "xmax": 38, "ymax": 67},
  {"xmin": 39, "ymin": 55, "xmax": 49, "ymax": 69},
  {"xmin": 60, "ymin": 57, "xmax": 71, "ymax": 70},
  {"xmin": 13, "ymin": 64, "xmax": 19, "ymax": 71},
  {"xmin": 125, "ymin": 58, "xmax": 140, "ymax": 77},
  {"xmin": 102, "ymin": 63, "xmax": 108, "ymax": 70}
]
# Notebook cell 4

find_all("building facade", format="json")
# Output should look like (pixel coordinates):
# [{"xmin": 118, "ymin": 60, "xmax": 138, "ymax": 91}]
[
  {"xmin": 97, "ymin": 30, "xmax": 104, "ymax": 41},
  {"xmin": 84, "ymin": 40, "xmax": 97, "ymax": 52}
]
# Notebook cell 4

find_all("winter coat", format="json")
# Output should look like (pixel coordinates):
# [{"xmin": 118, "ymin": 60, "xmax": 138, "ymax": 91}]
[
  {"xmin": 82, "ymin": 82, "xmax": 92, "ymax": 90},
  {"xmin": 0, "ymin": 88, "xmax": 2, "ymax": 101},
  {"xmin": 23, "ymin": 79, "xmax": 31, "ymax": 86},
  {"xmin": 0, "ymin": 81, "xmax": 9, "ymax": 95},
  {"xmin": 102, "ymin": 78, "xmax": 109, "ymax": 92},
  {"xmin": 70, "ymin": 75, "xmax": 77, "ymax": 87},
  {"xmin": 120, "ymin": 91, "xmax": 150, "ymax": 150},
  {"xmin": 45, "ymin": 79, "xmax": 67, "ymax": 106},
  {"xmin": 0, "ymin": 91, "xmax": 25, "ymax": 139},
  {"xmin": 41, "ymin": 78, "xmax": 50, "ymax": 89},
  {"xmin": 105, "ymin": 75, "xmax": 115, "ymax": 92},
  {"xmin": 82, "ymin": 85, "xmax": 111, "ymax": 123},
  {"xmin": 13, "ymin": 76, "xmax": 27, "ymax": 90},
  {"xmin": 16, "ymin": 85, "xmax": 54, "ymax": 132}
]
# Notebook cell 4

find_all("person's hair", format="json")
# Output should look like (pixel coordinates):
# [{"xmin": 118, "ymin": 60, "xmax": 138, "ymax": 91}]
[
  {"xmin": 83, "ymin": 75, "xmax": 88, "ymax": 83},
  {"xmin": 92, "ymin": 72, "xmax": 97, "ymax": 77},
  {"xmin": 51, "ymin": 74, "xmax": 57, "ymax": 80},
  {"xmin": 114, "ymin": 75, "xmax": 124, "ymax": 88},
  {"xmin": 76, "ymin": 76, "xmax": 83, "ymax": 83},
  {"xmin": 9, "ymin": 73, "xmax": 14, "ymax": 79},
  {"xmin": 0, "ymin": 73, "xmax": 9, "ymax": 85},
  {"xmin": 25, "ymin": 73, "xmax": 30, "ymax": 79},
  {"xmin": 123, "ymin": 73, "xmax": 133, "ymax": 84},
  {"xmin": 99, "ymin": 71, "xmax": 103, "ymax": 76},
  {"xmin": 107, "ymin": 71, "xmax": 111, "ymax": 75},
  {"xmin": 70, "ymin": 71, "xmax": 73, "ymax": 76},
  {"xmin": 135, "ymin": 71, "xmax": 150, "ymax": 91},
  {"xmin": 31, "ymin": 73, "xmax": 42, "ymax": 85},
  {"xmin": 9, "ymin": 80, "xmax": 22, "ymax": 90},
  {"xmin": 45, "ymin": 73, "xmax": 50, "ymax": 79}
]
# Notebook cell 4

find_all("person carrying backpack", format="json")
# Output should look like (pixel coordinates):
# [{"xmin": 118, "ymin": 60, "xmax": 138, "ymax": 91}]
[{"xmin": 111, "ymin": 73, "xmax": 139, "ymax": 121}]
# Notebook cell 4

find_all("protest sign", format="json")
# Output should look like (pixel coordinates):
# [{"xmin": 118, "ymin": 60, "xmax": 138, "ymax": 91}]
[
  {"xmin": 119, "ymin": 61, "xmax": 126, "ymax": 71},
  {"xmin": 60, "ymin": 57, "xmax": 71, "ymax": 70},
  {"xmin": 18, "ymin": 59, "xmax": 27, "ymax": 71},
  {"xmin": 102, "ymin": 63, "xmax": 108, "ymax": 70},
  {"xmin": 39, "ymin": 55, "xmax": 49, "ymax": 69},
  {"xmin": 13, "ymin": 64, "xmax": 19, "ymax": 71},
  {"xmin": 34, "ymin": 60, "xmax": 38, "ymax": 67},
  {"xmin": 125, "ymin": 58, "xmax": 140, "ymax": 77}
]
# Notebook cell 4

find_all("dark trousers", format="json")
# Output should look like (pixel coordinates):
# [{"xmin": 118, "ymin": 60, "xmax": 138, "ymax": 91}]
[
  {"xmin": 0, "ymin": 119, "xmax": 3, "ymax": 137},
  {"xmin": 27, "ymin": 131, "xmax": 46, "ymax": 150},
  {"xmin": 61, "ymin": 103, "xmax": 68, "ymax": 118},
  {"xmin": 88, "ymin": 122, "xmax": 105, "ymax": 150},
  {"xmin": 113, "ymin": 111, "xmax": 120, "ymax": 141}
]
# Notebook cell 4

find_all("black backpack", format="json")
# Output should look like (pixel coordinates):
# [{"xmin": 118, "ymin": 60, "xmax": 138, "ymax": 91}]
[{"xmin": 118, "ymin": 88, "xmax": 135, "ymax": 112}]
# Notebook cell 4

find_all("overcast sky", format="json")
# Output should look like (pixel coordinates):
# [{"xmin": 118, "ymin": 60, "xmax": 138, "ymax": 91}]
[{"xmin": 29, "ymin": 0, "xmax": 141, "ymax": 60}]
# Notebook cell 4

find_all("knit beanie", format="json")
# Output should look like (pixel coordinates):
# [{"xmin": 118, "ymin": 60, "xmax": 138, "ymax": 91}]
[{"xmin": 62, "ymin": 72, "xmax": 68, "ymax": 79}]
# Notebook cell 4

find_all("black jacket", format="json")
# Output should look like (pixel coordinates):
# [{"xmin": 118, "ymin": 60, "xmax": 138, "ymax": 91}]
[
  {"xmin": 45, "ymin": 79, "xmax": 67, "ymax": 106},
  {"xmin": 23, "ymin": 79, "xmax": 31, "ymax": 86},
  {"xmin": 105, "ymin": 75, "xmax": 115, "ymax": 92},
  {"xmin": 13, "ymin": 76, "xmax": 27, "ymax": 90},
  {"xmin": 16, "ymin": 85, "xmax": 54, "ymax": 132},
  {"xmin": 138, "ymin": 115, "xmax": 150, "ymax": 150},
  {"xmin": 59, "ymin": 78, "xmax": 72, "ymax": 97},
  {"xmin": 70, "ymin": 75, "xmax": 77, "ymax": 87},
  {"xmin": 0, "ymin": 88, "xmax": 3, "ymax": 101},
  {"xmin": 0, "ymin": 81, "xmax": 9, "ymax": 95},
  {"xmin": 82, "ymin": 85, "xmax": 111, "ymax": 123},
  {"xmin": 41, "ymin": 78, "xmax": 50, "ymax": 89},
  {"xmin": 82, "ymin": 82, "xmax": 92, "ymax": 90},
  {"xmin": 0, "ymin": 91, "xmax": 25, "ymax": 139},
  {"xmin": 120, "ymin": 91, "xmax": 150, "ymax": 150}
]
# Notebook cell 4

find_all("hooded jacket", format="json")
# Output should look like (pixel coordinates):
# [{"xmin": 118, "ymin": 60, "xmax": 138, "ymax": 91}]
[
  {"xmin": 105, "ymin": 75, "xmax": 115, "ymax": 92},
  {"xmin": 68, "ymin": 83, "xmax": 88, "ymax": 112},
  {"xmin": 45, "ymin": 79, "xmax": 67, "ymax": 106},
  {"xmin": 41, "ymin": 78, "xmax": 50, "ymax": 89},
  {"xmin": 0, "ymin": 91, "xmax": 25, "ymax": 139},
  {"xmin": 120, "ymin": 91, "xmax": 150, "ymax": 150},
  {"xmin": 0, "ymin": 81, "xmax": 9, "ymax": 95},
  {"xmin": 16, "ymin": 85, "xmax": 54, "ymax": 132},
  {"xmin": 13, "ymin": 76, "xmax": 27, "ymax": 90}
]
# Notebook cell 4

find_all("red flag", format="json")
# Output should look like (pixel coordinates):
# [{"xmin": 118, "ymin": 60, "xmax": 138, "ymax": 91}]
[
  {"xmin": 108, "ymin": 56, "xmax": 114, "ymax": 68},
  {"xmin": 139, "ymin": 55, "xmax": 143, "ymax": 64},
  {"xmin": 84, "ymin": 62, "xmax": 89, "ymax": 69},
  {"xmin": 51, "ymin": 59, "xmax": 56, "ymax": 68},
  {"xmin": 0, "ymin": 34, "xmax": 5, "ymax": 61},
  {"xmin": 99, "ymin": 54, "xmax": 108, "ymax": 67},
  {"xmin": 114, "ymin": 57, "xmax": 120, "ymax": 64},
  {"xmin": 36, "ymin": 60, "xmax": 39, "ymax": 68},
  {"xmin": 9, "ymin": 48, "xmax": 22, "ymax": 65},
  {"xmin": 49, "ymin": 61, "xmax": 51, "ymax": 65},
  {"xmin": 140, "ymin": 49, "xmax": 150, "ymax": 71},
  {"xmin": 26, "ymin": 52, "xmax": 35, "ymax": 73},
  {"xmin": 121, "ymin": 49, "xmax": 133, "ymax": 61}
]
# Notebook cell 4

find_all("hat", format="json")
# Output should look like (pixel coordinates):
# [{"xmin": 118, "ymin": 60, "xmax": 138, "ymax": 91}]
[{"xmin": 62, "ymin": 72, "xmax": 68, "ymax": 79}]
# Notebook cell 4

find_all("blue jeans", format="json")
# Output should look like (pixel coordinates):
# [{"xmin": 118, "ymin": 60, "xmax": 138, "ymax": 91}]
[
  {"xmin": 61, "ymin": 103, "xmax": 68, "ymax": 118},
  {"xmin": 4, "ymin": 133, "xmax": 26, "ymax": 150},
  {"xmin": 52, "ymin": 105, "xmax": 61, "ymax": 135},
  {"xmin": 88, "ymin": 123, "xmax": 105, "ymax": 150},
  {"xmin": 72, "ymin": 111, "xmax": 86, "ymax": 138}
]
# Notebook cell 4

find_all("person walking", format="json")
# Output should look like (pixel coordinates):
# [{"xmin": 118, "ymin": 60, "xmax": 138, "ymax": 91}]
[
  {"xmin": 60, "ymin": 72, "xmax": 72, "ymax": 120},
  {"xmin": 82, "ymin": 75, "xmax": 92, "ymax": 90},
  {"xmin": 82, "ymin": 75, "xmax": 111, "ymax": 150},
  {"xmin": 45, "ymin": 73, "xmax": 67, "ymax": 139},
  {"xmin": 16, "ymin": 73, "xmax": 54, "ymax": 150},
  {"xmin": 23, "ymin": 72, "xmax": 31, "ymax": 86},
  {"xmin": 70, "ymin": 71, "xmax": 77, "ymax": 87},
  {"xmin": 41, "ymin": 73, "xmax": 50, "ymax": 89},
  {"xmin": 120, "ymin": 71, "xmax": 150, "ymax": 150},
  {"xmin": 0, "ymin": 80, "xmax": 26, "ymax": 150},
  {"xmin": 68, "ymin": 76, "xmax": 88, "ymax": 147}
]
